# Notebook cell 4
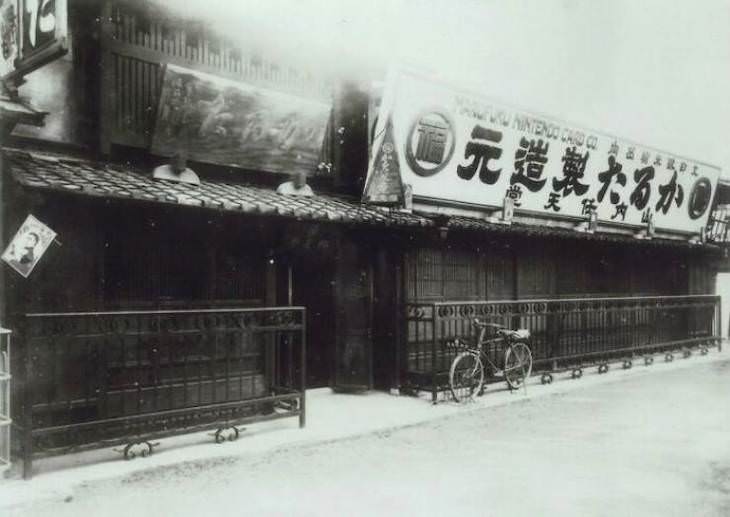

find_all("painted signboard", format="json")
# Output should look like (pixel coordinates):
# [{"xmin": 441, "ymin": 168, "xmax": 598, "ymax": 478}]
[
  {"xmin": 364, "ymin": 68, "xmax": 721, "ymax": 234},
  {"xmin": 151, "ymin": 64, "xmax": 331, "ymax": 176},
  {"xmin": 0, "ymin": 0, "xmax": 67, "ymax": 81},
  {"xmin": 1, "ymin": 214, "xmax": 56, "ymax": 278},
  {"xmin": 0, "ymin": 0, "xmax": 19, "ymax": 77}
]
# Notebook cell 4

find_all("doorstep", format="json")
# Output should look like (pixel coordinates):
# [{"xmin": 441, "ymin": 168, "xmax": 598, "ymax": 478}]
[{"xmin": 0, "ymin": 345, "xmax": 726, "ymax": 510}]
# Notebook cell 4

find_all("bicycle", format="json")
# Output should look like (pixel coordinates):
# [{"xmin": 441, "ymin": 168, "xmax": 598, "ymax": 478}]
[{"xmin": 447, "ymin": 319, "xmax": 533, "ymax": 402}]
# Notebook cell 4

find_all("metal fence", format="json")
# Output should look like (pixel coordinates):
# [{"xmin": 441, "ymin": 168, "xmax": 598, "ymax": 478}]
[
  {"xmin": 402, "ymin": 295, "xmax": 722, "ymax": 402},
  {"xmin": 16, "ymin": 307, "xmax": 306, "ymax": 478},
  {"xmin": 0, "ymin": 328, "xmax": 10, "ymax": 473}
]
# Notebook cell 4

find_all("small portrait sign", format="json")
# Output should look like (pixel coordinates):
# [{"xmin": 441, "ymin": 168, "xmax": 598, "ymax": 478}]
[{"xmin": 1, "ymin": 214, "xmax": 56, "ymax": 278}]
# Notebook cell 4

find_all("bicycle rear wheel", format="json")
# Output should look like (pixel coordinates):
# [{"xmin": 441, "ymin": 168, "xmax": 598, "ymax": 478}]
[
  {"xmin": 504, "ymin": 341, "xmax": 533, "ymax": 389},
  {"xmin": 449, "ymin": 352, "xmax": 484, "ymax": 402}
]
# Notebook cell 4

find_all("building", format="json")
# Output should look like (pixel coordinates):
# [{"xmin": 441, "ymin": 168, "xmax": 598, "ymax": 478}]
[{"xmin": 0, "ymin": 0, "xmax": 727, "ymax": 477}]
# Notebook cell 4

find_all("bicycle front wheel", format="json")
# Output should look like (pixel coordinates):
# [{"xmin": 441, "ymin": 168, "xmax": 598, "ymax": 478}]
[
  {"xmin": 449, "ymin": 351, "xmax": 484, "ymax": 403},
  {"xmin": 504, "ymin": 342, "xmax": 533, "ymax": 389}
]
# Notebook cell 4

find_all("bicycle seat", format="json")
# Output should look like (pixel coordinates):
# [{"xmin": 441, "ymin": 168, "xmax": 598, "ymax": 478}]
[
  {"xmin": 499, "ymin": 328, "xmax": 531, "ymax": 340},
  {"xmin": 472, "ymin": 318, "xmax": 505, "ymax": 330}
]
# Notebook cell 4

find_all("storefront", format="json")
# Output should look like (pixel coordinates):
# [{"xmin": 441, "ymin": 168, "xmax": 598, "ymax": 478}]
[{"xmin": 0, "ymin": 0, "xmax": 727, "ymax": 476}]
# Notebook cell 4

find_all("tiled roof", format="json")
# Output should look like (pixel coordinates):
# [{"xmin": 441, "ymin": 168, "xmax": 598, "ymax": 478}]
[
  {"xmin": 3, "ymin": 147, "xmax": 711, "ymax": 250},
  {"xmin": 4, "ymin": 148, "xmax": 431, "ymax": 228}
]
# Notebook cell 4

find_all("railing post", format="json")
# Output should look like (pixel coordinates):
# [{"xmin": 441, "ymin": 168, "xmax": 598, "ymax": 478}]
[
  {"xmin": 718, "ymin": 296, "xmax": 723, "ymax": 352},
  {"xmin": 431, "ymin": 304, "xmax": 438, "ymax": 405},
  {"xmin": 299, "ymin": 308, "xmax": 306, "ymax": 428},
  {"xmin": 20, "ymin": 319, "xmax": 33, "ymax": 479}
]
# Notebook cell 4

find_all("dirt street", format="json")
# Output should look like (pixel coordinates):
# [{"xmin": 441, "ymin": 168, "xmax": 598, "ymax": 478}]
[{"xmin": 7, "ymin": 359, "xmax": 730, "ymax": 517}]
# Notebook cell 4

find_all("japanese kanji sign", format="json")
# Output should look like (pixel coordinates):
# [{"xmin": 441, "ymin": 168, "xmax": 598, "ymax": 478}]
[
  {"xmin": 364, "ymin": 69, "xmax": 721, "ymax": 234},
  {"xmin": 1, "ymin": 214, "xmax": 56, "ymax": 278},
  {"xmin": 0, "ymin": 0, "xmax": 68, "ymax": 81}
]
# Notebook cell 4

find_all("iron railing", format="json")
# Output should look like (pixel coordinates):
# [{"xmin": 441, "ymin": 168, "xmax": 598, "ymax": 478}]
[
  {"xmin": 402, "ymin": 295, "xmax": 722, "ymax": 402},
  {"xmin": 15, "ymin": 307, "xmax": 306, "ymax": 478}
]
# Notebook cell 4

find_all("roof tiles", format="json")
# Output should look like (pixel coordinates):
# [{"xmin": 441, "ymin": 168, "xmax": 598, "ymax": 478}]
[{"xmin": 3, "ymin": 147, "xmax": 706, "ymax": 249}]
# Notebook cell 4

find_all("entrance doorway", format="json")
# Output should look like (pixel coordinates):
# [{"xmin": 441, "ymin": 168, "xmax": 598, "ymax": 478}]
[
  {"xmin": 290, "ymin": 258, "xmax": 336, "ymax": 388},
  {"xmin": 333, "ymin": 240, "xmax": 373, "ymax": 391}
]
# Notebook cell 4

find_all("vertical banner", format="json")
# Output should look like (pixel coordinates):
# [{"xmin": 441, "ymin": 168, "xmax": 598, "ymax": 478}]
[{"xmin": 364, "ymin": 68, "xmax": 721, "ymax": 234}]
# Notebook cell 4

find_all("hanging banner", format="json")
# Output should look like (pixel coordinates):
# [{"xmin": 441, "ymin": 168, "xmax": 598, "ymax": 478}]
[
  {"xmin": 1, "ymin": 214, "xmax": 56, "ymax": 278},
  {"xmin": 151, "ymin": 64, "xmax": 331, "ymax": 177},
  {"xmin": 0, "ymin": 0, "xmax": 68, "ymax": 81},
  {"xmin": 362, "ymin": 117, "xmax": 404, "ymax": 204},
  {"xmin": 364, "ymin": 68, "xmax": 722, "ymax": 234}
]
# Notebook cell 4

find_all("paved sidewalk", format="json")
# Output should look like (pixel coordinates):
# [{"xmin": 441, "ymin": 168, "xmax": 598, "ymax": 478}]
[{"xmin": 1, "ymin": 346, "xmax": 726, "ymax": 510}]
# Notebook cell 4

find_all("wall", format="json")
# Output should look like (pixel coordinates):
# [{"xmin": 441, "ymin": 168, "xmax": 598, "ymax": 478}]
[
  {"xmin": 404, "ymin": 235, "xmax": 695, "ymax": 304},
  {"xmin": 99, "ymin": 0, "xmax": 333, "ymax": 156},
  {"xmin": 3, "ymin": 189, "xmax": 272, "ymax": 316}
]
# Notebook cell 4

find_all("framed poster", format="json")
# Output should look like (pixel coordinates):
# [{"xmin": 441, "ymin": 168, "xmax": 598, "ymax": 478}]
[{"xmin": 1, "ymin": 214, "xmax": 56, "ymax": 278}]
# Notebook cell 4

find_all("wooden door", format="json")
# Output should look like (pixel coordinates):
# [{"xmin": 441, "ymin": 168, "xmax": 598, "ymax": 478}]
[{"xmin": 334, "ymin": 240, "xmax": 373, "ymax": 391}]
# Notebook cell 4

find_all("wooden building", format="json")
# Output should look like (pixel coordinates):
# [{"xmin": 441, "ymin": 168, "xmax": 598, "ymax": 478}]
[{"xmin": 0, "ymin": 0, "xmax": 727, "ymax": 474}]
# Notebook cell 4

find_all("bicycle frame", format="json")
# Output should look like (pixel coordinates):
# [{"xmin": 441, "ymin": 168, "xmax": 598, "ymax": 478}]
[{"xmin": 457, "ymin": 327, "xmax": 527, "ymax": 376}]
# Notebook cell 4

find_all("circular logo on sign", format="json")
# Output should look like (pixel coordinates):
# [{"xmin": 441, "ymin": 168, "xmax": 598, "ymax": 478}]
[
  {"xmin": 405, "ymin": 110, "xmax": 456, "ymax": 177},
  {"xmin": 687, "ymin": 177, "xmax": 712, "ymax": 220}
]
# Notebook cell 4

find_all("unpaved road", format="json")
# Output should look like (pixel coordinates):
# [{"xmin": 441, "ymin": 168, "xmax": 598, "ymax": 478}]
[{"xmin": 8, "ymin": 359, "xmax": 730, "ymax": 516}]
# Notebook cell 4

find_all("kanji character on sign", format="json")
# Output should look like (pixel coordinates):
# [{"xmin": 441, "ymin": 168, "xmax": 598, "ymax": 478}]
[
  {"xmin": 655, "ymin": 170, "xmax": 684, "ymax": 214},
  {"xmin": 597, "ymin": 155, "xmax": 626, "ymax": 204},
  {"xmin": 414, "ymin": 119, "xmax": 449, "ymax": 164},
  {"xmin": 611, "ymin": 202, "xmax": 627, "ymax": 221},
  {"xmin": 552, "ymin": 147, "xmax": 589, "ymax": 197},
  {"xmin": 457, "ymin": 125, "xmax": 503, "ymax": 185},
  {"xmin": 629, "ymin": 166, "xmax": 655, "ymax": 210},
  {"xmin": 511, "ymin": 137, "xmax": 548, "ymax": 192},
  {"xmin": 506, "ymin": 184, "xmax": 523, "ymax": 207},
  {"xmin": 544, "ymin": 192, "xmax": 561, "ymax": 212},
  {"xmin": 581, "ymin": 198, "xmax": 597, "ymax": 216}
]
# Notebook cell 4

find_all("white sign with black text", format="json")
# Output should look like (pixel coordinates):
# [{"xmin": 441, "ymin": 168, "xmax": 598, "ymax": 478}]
[{"xmin": 364, "ymin": 68, "xmax": 721, "ymax": 234}]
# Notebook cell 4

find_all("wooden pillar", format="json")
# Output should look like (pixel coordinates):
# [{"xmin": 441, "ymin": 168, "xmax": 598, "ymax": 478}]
[{"xmin": 98, "ymin": 0, "xmax": 115, "ymax": 156}]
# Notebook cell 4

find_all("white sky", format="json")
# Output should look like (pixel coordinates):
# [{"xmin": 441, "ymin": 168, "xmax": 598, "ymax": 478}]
[{"xmin": 154, "ymin": 0, "xmax": 730, "ymax": 176}]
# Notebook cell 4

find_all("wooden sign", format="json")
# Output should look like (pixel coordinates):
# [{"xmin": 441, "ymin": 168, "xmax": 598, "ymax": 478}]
[
  {"xmin": 366, "ymin": 68, "xmax": 722, "ymax": 234},
  {"xmin": 1, "ymin": 0, "xmax": 68, "ymax": 82},
  {"xmin": 151, "ymin": 64, "xmax": 331, "ymax": 177}
]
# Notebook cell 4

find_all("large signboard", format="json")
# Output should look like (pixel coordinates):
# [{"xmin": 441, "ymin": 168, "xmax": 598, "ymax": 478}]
[
  {"xmin": 151, "ymin": 64, "xmax": 331, "ymax": 176},
  {"xmin": 364, "ymin": 69, "xmax": 721, "ymax": 234},
  {"xmin": 0, "ymin": 0, "xmax": 68, "ymax": 81}
]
